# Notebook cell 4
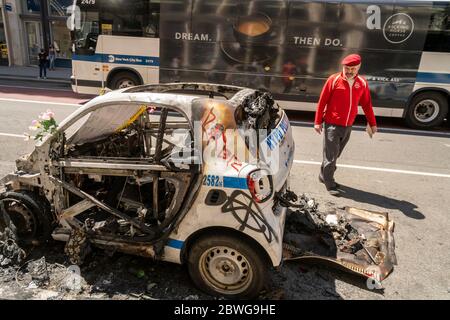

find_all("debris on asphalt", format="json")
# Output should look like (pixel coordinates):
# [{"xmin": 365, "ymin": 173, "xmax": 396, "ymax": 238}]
[
  {"xmin": 260, "ymin": 288, "xmax": 285, "ymax": 300},
  {"xmin": 26, "ymin": 257, "xmax": 49, "ymax": 287},
  {"xmin": 146, "ymin": 282, "xmax": 157, "ymax": 292},
  {"xmin": 64, "ymin": 227, "xmax": 92, "ymax": 265},
  {"xmin": 279, "ymin": 190, "xmax": 396, "ymax": 283},
  {"xmin": 0, "ymin": 204, "xmax": 26, "ymax": 266}
]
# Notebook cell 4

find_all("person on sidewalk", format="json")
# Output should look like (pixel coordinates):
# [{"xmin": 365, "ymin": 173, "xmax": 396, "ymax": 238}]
[
  {"xmin": 38, "ymin": 49, "xmax": 48, "ymax": 79},
  {"xmin": 314, "ymin": 54, "xmax": 377, "ymax": 196},
  {"xmin": 48, "ymin": 45, "xmax": 56, "ymax": 71}
]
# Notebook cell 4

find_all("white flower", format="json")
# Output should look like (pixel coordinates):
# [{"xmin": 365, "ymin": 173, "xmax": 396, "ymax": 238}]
[
  {"xmin": 41, "ymin": 113, "xmax": 51, "ymax": 120},
  {"xmin": 46, "ymin": 109, "xmax": 55, "ymax": 118},
  {"xmin": 29, "ymin": 125, "xmax": 38, "ymax": 131}
]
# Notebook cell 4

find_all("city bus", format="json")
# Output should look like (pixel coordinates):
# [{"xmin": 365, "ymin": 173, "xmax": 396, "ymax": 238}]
[{"xmin": 70, "ymin": 0, "xmax": 450, "ymax": 129}]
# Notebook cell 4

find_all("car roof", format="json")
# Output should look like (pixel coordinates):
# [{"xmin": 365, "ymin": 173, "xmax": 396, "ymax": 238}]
[{"xmin": 56, "ymin": 83, "xmax": 257, "ymax": 145}]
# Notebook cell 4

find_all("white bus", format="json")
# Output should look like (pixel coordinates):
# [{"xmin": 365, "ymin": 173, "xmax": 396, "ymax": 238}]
[{"xmin": 70, "ymin": 0, "xmax": 450, "ymax": 129}]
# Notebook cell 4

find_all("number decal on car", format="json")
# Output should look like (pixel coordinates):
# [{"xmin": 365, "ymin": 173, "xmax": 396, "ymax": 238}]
[{"xmin": 202, "ymin": 175, "xmax": 223, "ymax": 187}]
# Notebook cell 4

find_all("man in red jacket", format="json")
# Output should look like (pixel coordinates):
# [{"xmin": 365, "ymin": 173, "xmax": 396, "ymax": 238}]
[{"xmin": 314, "ymin": 54, "xmax": 377, "ymax": 195}]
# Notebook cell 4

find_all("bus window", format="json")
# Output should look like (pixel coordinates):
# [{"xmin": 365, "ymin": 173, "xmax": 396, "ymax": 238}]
[
  {"xmin": 74, "ymin": 11, "xmax": 99, "ymax": 55},
  {"xmin": 424, "ymin": 5, "xmax": 450, "ymax": 52},
  {"xmin": 99, "ymin": 0, "xmax": 160, "ymax": 38}
]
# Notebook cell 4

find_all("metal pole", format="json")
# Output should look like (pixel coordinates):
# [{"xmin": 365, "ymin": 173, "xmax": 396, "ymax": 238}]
[{"xmin": 40, "ymin": 0, "xmax": 49, "ymax": 50}]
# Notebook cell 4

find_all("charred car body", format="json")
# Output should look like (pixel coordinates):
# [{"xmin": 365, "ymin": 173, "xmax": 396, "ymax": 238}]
[{"xmin": 0, "ymin": 83, "xmax": 396, "ymax": 298}]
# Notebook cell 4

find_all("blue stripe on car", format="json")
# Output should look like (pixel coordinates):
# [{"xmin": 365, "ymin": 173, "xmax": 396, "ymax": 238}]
[
  {"xmin": 266, "ymin": 115, "xmax": 289, "ymax": 151},
  {"xmin": 167, "ymin": 239, "xmax": 184, "ymax": 249},
  {"xmin": 73, "ymin": 54, "xmax": 160, "ymax": 67},
  {"xmin": 416, "ymin": 72, "xmax": 450, "ymax": 84},
  {"xmin": 223, "ymin": 176, "xmax": 248, "ymax": 189}
]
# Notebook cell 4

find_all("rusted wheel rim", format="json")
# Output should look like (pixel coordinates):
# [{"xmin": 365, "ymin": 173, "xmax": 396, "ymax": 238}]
[{"xmin": 199, "ymin": 245, "xmax": 253, "ymax": 294}]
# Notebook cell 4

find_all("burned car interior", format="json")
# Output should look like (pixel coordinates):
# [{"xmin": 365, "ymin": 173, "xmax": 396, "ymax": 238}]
[{"xmin": 51, "ymin": 103, "xmax": 199, "ymax": 254}]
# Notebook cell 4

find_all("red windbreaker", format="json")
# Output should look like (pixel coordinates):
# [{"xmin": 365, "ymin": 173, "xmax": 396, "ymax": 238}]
[{"xmin": 314, "ymin": 72, "xmax": 377, "ymax": 127}]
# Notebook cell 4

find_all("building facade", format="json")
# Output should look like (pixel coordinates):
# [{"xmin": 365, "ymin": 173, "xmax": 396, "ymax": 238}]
[{"xmin": 1, "ymin": 0, "xmax": 73, "ymax": 67}]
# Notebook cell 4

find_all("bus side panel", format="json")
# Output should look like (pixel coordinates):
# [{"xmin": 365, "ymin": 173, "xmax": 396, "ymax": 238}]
[
  {"xmin": 96, "ymin": 35, "xmax": 160, "ymax": 86},
  {"xmin": 72, "ymin": 36, "xmax": 105, "ymax": 95},
  {"xmin": 158, "ymin": 0, "xmax": 442, "ymax": 120},
  {"xmin": 414, "ymin": 52, "xmax": 450, "ymax": 93}
]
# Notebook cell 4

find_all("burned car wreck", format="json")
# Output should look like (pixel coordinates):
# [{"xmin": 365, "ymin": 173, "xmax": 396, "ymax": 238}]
[{"xmin": 0, "ymin": 83, "xmax": 396, "ymax": 298}]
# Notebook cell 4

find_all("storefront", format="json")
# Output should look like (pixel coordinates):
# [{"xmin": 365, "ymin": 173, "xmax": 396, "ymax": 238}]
[
  {"xmin": 20, "ymin": 0, "xmax": 72, "ymax": 67},
  {"xmin": 0, "ymin": 5, "xmax": 9, "ymax": 65}
]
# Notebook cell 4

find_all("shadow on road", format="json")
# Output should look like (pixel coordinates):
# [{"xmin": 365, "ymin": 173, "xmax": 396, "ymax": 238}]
[
  {"xmin": 275, "ymin": 261, "xmax": 385, "ymax": 299},
  {"xmin": 337, "ymin": 184, "xmax": 425, "ymax": 220}
]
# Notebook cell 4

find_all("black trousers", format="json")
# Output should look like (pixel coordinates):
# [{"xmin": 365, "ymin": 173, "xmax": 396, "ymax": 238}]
[
  {"xmin": 320, "ymin": 123, "xmax": 352, "ymax": 188},
  {"xmin": 39, "ymin": 64, "xmax": 47, "ymax": 78}
]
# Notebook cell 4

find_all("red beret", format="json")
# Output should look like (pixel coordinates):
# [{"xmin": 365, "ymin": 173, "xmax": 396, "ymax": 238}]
[{"xmin": 342, "ymin": 54, "xmax": 361, "ymax": 66}]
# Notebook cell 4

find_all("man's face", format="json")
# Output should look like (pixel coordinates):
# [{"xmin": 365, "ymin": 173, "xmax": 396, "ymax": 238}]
[{"xmin": 343, "ymin": 64, "xmax": 361, "ymax": 79}]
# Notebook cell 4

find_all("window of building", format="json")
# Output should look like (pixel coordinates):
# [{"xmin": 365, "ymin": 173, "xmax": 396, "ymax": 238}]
[
  {"xmin": 0, "ymin": 11, "xmax": 9, "ymax": 65},
  {"xmin": 22, "ymin": 0, "xmax": 41, "ymax": 14},
  {"xmin": 50, "ymin": 20, "xmax": 72, "ymax": 59},
  {"xmin": 49, "ymin": 0, "xmax": 73, "ymax": 17}
]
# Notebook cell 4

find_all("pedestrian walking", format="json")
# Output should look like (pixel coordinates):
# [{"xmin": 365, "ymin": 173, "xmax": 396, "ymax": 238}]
[
  {"xmin": 38, "ymin": 49, "xmax": 48, "ymax": 79},
  {"xmin": 314, "ymin": 54, "xmax": 377, "ymax": 195},
  {"xmin": 48, "ymin": 45, "xmax": 56, "ymax": 70}
]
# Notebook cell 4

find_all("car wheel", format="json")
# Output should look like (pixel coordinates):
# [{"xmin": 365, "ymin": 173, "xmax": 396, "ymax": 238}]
[
  {"xmin": 406, "ymin": 92, "xmax": 448, "ymax": 129},
  {"xmin": 0, "ymin": 191, "xmax": 52, "ymax": 244},
  {"xmin": 187, "ymin": 233, "xmax": 267, "ymax": 299},
  {"xmin": 110, "ymin": 71, "xmax": 141, "ymax": 90}
]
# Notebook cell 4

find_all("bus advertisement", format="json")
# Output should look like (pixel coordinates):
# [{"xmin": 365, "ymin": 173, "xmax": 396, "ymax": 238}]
[{"xmin": 70, "ymin": 0, "xmax": 450, "ymax": 129}]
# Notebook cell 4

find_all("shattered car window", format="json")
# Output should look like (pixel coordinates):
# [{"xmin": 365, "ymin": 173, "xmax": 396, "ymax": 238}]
[{"xmin": 67, "ymin": 104, "xmax": 146, "ymax": 145}]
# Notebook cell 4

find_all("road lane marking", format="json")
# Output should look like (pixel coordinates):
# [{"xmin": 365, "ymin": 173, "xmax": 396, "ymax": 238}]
[
  {"xmin": 0, "ymin": 132, "xmax": 26, "ymax": 139},
  {"xmin": 289, "ymin": 120, "xmax": 450, "ymax": 137},
  {"xmin": 294, "ymin": 160, "xmax": 450, "ymax": 178},
  {"xmin": 0, "ymin": 98, "xmax": 81, "ymax": 107}
]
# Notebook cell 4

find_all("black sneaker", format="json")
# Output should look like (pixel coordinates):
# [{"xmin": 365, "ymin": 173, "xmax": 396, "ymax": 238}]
[
  {"xmin": 326, "ymin": 186, "xmax": 340, "ymax": 196},
  {"xmin": 319, "ymin": 174, "xmax": 324, "ymax": 184},
  {"xmin": 319, "ymin": 175, "xmax": 340, "ymax": 189}
]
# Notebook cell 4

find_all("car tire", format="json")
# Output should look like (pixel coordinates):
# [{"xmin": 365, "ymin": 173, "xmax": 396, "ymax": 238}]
[
  {"xmin": 0, "ymin": 191, "xmax": 52, "ymax": 244},
  {"xmin": 110, "ymin": 71, "xmax": 141, "ymax": 90},
  {"xmin": 187, "ymin": 233, "xmax": 267, "ymax": 299},
  {"xmin": 406, "ymin": 92, "xmax": 448, "ymax": 129}
]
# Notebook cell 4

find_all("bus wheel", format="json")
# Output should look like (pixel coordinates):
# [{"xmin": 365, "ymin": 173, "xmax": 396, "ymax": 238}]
[
  {"xmin": 110, "ymin": 71, "xmax": 141, "ymax": 90},
  {"xmin": 406, "ymin": 92, "xmax": 448, "ymax": 129},
  {"xmin": 187, "ymin": 234, "xmax": 267, "ymax": 299}
]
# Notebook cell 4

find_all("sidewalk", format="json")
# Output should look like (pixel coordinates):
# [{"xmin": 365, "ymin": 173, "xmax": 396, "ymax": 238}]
[{"xmin": 0, "ymin": 65, "xmax": 71, "ymax": 84}]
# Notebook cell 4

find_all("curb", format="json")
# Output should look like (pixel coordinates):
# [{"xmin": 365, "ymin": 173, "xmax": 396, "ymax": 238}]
[{"xmin": 0, "ymin": 74, "xmax": 71, "ymax": 84}]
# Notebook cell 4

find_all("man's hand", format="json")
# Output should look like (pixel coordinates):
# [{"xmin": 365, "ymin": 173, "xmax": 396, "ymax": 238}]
[
  {"xmin": 314, "ymin": 124, "xmax": 322, "ymax": 134},
  {"xmin": 371, "ymin": 126, "xmax": 378, "ymax": 135}
]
